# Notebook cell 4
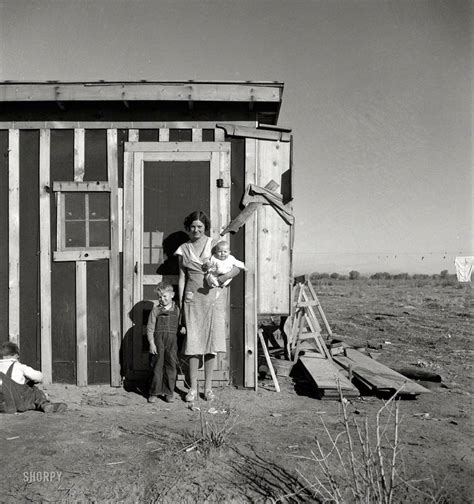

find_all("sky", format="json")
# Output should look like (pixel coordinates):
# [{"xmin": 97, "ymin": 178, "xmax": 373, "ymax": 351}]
[{"xmin": 0, "ymin": 0, "xmax": 471, "ymax": 274}]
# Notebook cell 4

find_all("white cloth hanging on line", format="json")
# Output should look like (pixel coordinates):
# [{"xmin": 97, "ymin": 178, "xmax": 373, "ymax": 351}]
[{"xmin": 454, "ymin": 256, "xmax": 474, "ymax": 282}]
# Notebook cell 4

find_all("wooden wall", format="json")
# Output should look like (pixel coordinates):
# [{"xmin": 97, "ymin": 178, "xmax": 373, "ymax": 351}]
[
  {"xmin": 0, "ymin": 122, "xmax": 284, "ymax": 389},
  {"xmin": 0, "ymin": 131, "xmax": 9, "ymax": 344}
]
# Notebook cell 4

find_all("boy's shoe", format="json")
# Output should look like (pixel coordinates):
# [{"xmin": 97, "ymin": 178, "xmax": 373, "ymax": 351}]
[
  {"xmin": 204, "ymin": 389, "xmax": 215, "ymax": 402},
  {"xmin": 148, "ymin": 395, "xmax": 158, "ymax": 404},
  {"xmin": 164, "ymin": 395, "xmax": 175, "ymax": 403},
  {"xmin": 185, "ymin": 389, "xmax": 197, "ymax": 402}
]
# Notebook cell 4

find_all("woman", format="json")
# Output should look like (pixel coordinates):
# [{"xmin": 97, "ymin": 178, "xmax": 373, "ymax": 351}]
[{"xmin": 175, "ymin": 211, "xmax": 240, "ymax": 402}]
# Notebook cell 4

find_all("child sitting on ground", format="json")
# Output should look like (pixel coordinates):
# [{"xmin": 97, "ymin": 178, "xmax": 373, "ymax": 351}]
[
  {"xmin": 204, "ymin": 240, "xmax": 247, "ymax": 288},
  {"xmin": 0, "ymin": 342, "xmax": 67, "ymax": 413},
  {"xmin": 146, "ymin": 281, "xmax": 180, "ymax": 404}
]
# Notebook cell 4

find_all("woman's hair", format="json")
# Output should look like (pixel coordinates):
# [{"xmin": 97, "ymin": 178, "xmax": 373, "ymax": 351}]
[{"xmin": 183, "ymin": 211, "xmax": 210, "ymax": 232}]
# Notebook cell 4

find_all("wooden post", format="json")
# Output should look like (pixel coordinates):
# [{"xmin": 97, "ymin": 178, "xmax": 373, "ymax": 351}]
[
  {"xmin": 8, "ymin": 129, "xmax": 20, "ymax": 345},
  {"xmin": 74, "ymin": 129, "xmax": 85, "ymax": 181},
  {"xmin": 244, "ymin": 138, "xmax": 258, "ymax": 389},
  {"xmin": 76, "ymin": 261, "xmax": 87, "ymax": 386},
  {"xmin": 107, "ymin": 129, "xmax": 121, "ymax": 386},
  {"xmin": 39, "ymin": 129, "xmax": 52, "ymax": 384},
  {"xmin": 122, "ymin": 129, "xmax": 138, "ymax": 336}
]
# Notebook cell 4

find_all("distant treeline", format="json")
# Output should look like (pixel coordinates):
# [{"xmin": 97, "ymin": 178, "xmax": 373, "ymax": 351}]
[{"xmin": 310, "ymin": 270, "xmax": 457, "ymax": 281}]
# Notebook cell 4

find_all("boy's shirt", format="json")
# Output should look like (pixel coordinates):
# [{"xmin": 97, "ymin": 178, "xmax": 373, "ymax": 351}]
[
  {"xmin": 146, "ymin": 301, "xmax": 180, "ymax": 342},
  {"xmin": 0, "ymin": 358, "xmax": 43, "ymax": 384}
]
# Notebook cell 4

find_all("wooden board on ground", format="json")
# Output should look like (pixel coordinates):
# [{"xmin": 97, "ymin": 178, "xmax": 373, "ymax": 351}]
[
  {"xmin": 334, "ymin": 349, "xmax": 430, "ymax": 395},
  {"xmin": 299, "ymin": 355, "xmax": 359, "ymax": 396}
]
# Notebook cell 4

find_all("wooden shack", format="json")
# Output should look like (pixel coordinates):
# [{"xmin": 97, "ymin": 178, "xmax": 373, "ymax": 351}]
[{"xmin": 0, "ymin": 81, "xmax": 293, "ymax": 389}]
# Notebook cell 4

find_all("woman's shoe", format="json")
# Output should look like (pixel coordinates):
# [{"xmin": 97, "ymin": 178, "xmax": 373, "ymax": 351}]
[
  {"xmin": 204, "ymin": 389, "xmax": 215, "ymax": 402},
  {"xmin": 185, "ymin": 389, "xmax": 197, "ymax": 402}
]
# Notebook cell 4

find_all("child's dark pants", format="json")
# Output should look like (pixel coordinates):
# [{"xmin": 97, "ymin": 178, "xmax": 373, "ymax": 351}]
[{"xmin": 149, "ymin": 311, "xmax": 179, "ymax": 398}]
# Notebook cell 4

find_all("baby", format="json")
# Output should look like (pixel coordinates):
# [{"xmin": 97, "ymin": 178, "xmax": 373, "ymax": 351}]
[{"xmin": 204, "ymin": 240, "xmax": 247, "ymax": 288}]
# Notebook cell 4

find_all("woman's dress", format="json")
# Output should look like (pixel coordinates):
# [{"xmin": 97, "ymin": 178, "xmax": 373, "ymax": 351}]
[{"xmin": 175, "ymin": 237, "xmax": 226, "ymax": 355}]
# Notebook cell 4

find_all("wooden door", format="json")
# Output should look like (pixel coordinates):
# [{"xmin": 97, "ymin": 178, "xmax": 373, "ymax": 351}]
[{"xmin": 122, "ymin": 142, "xmax": 231, "ymax": 385}]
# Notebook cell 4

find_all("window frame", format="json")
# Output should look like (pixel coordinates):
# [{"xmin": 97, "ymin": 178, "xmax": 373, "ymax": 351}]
[{"xmin": 52, "ymin": 181, "xmax": 112, "ymax": 262}]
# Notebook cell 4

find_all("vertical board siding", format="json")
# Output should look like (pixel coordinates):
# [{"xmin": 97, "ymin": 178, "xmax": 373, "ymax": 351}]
[
  {"xmin": 19, "ymin": 130, "xmax": 40, "ymax": 368},
  {"xmin": 256, "ymin": 140, "xmax": 291, "ymax": 315},
  {"xmin": 76, "ymin": 261, "xmax": 87, "ymax": 386},
  {"xmin": 87, "ymin": 260, "xmax": 110, "ymax": 384},
  {"xmin": 74, "ymin": 129, "xmax": 85, "ymax": 181},
  {"xmin": 39, "ymin": 129, "xmax": 52, "ymax": 383},
  {"xmin": 0, "ymin": 131, "xmax": 9, "ymax": 343},
  {"xmin": 228, "ymin": 139, "xmax": 245, "ymax": 386},
  {"xmin": 158, "ymin": 129, "xmax": 169, "ymax": 142},
  {"xmin": 8, "ymin": 129, "xmax": 20, "ymax": 345},
  {"xmin": 50, "ymin": 130, "xmax": 76, "ymax": 383},
  {"xmin": 108, "ymin": 129, "xmax": 121, "ymax": 386},
  {"xmin": 74, "ymin": 128, "xmax": 86, "ymax": 385},
  {"xmin": 244, "ymin": 138, "xmax": 258, "ymax": 389},
  {"xmin": 84, "ymin": 129, "xmax": 107, "ymax": 181}
]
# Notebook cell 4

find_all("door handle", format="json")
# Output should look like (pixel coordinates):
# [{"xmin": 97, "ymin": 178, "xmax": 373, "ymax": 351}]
[{"xmin": 134, "ymin": 262, "xmax": 138, "ymax": 274}]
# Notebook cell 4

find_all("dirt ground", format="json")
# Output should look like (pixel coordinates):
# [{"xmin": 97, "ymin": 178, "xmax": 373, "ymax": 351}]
[{"xmin": 1, "ymin": 279, "xmax": 472, "ymax": 503}]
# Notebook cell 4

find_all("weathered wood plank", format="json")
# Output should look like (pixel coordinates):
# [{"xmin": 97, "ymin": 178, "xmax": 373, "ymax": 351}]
[
  {"xmin": 53, "ymin": 250, "xmax": 110, "ymax": 262},
  {"xmin": 74, "ymin": 129, "xmax": 85, "ymax": 181},
  {"xmin": 122, "ymin": 150, "xmax": 134, "ymax": 336},
  {"xmin": 258, "ymin": 329, "xmax": 280, "ymax": 392},
  {"xmin": 76, "ymin": 261, "xmax": 88, "ymax": 386},
  {"xmin": 158, "ymin": 128, "xmax": 170, "ymax": 142},
  {"xmin": 52, "ymin": 181, "xmax": 111, "ymax": 192},
  {"xmin": 299, "ymin": 356, "xmax": 359, "ymax": 395},
  {"xmin": 0, "ymin": 121, "xmax": 256, "ymax": 130},
  {"xmin": 107, "ymin": 129, "xmax": 121, "ymax": 387},
  {"xmin": 256, "ymin": 140, "xmax": 291, "ymax": 315},
  {"xmin": 0, "ymin": 82, "xmax": 282, "ymax": 103},
  {"xmin": 39, "ymin": 129, "xmax": 52, "ymax": 384},
  {"xmin": 132, "ymin": 153, "xmax": 143, "ymax": 305},
  {"xmin": 244, "ymin": 138, "xmax": 258, "ymax": 389},
  {"xmin": 143, "ymin": 151, "xmax": 212, "ymax": 163},
  {"xmin": 335, "ymin": 349, "xmax": 430, "ymax": 395},
  {"xmin": 8, "ymin": 129, "xmax": 20, "ymax": 345},
  {"xmin": 191, "ymin": 128, "xmax": 202, "ymax": 142},
  {"xmin": 125, "ymin": 142, "xmax": 229, "ymax": 153}
]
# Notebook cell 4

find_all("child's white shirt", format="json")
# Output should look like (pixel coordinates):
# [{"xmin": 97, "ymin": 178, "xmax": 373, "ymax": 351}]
[{"xmin": 0, "ymin": 358, "xmax": 43, "ymax": 384}]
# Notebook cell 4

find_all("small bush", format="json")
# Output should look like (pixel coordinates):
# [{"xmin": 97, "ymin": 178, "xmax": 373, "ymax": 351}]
[
  {"xmin": 330, "ymin": 273, "xmax": 340, "ymax": 279},
  {"xmin": 370, "ymin": 272, "xmax": 392, "ymax": 280},
  {"xmin": 349, "ymin": 270, "xmax": 360, "ymax": 280}
]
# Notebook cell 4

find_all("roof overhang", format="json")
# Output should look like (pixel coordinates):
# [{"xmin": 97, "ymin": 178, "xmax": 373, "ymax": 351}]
[{"xmin": 0, "ymin": 81, "xmax": 284, "ymax": 124}]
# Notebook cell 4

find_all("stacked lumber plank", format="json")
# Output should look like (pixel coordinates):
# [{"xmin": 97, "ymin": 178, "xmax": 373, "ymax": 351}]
[
  {"xmin": 286, "ymin": 276, "xmax": 430, "ymax": 399},
  {"xmin": 334, "ymin": 348, "xmax": 430, "ymax": 396}
]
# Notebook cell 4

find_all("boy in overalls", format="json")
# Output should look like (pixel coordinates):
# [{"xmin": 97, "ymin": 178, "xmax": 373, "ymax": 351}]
[
  {"xmin": 146, "ymin": 281, "xmax": 180, "ymax": 403},
  {"xmin": 0, "ymin": 342, "xmax": 67, "ymax": 413}
]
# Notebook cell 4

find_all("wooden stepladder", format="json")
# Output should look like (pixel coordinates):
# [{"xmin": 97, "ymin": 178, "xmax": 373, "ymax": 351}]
[
  {"xmin": 286, "ymin": 275, "xmax": 360, "ymax": 397},
  {"xmin": 288, "ymin": 275, "xmax": 333, "ymax": 362}
]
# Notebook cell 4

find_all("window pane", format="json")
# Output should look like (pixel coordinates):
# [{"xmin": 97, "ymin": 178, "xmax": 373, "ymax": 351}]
[
  {"xmin": 65, "ymin": 193, "xmax": 85, "ymax": 220},
  {"xmin": 65, "ymin": 221, "xmax": 86, "ymax": 247},
  {"xmin": 89, "ymin": 193, "xmax": 110, "ymax": 220},
  {"xmin": 89, "ymin": 221, "xmax": 110, "ymax": 247}
]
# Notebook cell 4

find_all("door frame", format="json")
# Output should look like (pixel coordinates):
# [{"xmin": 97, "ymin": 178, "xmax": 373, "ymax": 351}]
[{"xmin": 122, "ymin": 141, "xmax": 232, "ymax": 379}]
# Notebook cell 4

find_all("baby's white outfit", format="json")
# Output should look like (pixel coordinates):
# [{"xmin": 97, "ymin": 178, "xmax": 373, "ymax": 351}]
[{"xmin": 205, "ymin": 255, "xmax": 246, "ymax": 287}]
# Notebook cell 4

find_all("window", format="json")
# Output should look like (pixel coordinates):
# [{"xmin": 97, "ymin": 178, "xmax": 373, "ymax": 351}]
[
  {"xmin": 53, "ymin": 181, "xmax": 112, "ymax": 261},
  {"xmin": 62, "ymin": 192, "xmax": 110, "ymax": 249}
]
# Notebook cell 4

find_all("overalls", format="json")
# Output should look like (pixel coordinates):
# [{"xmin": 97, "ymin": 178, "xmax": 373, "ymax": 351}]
[{"xmin": 149, "ymin": 306, "xmax": 180, "ymax": 397}]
